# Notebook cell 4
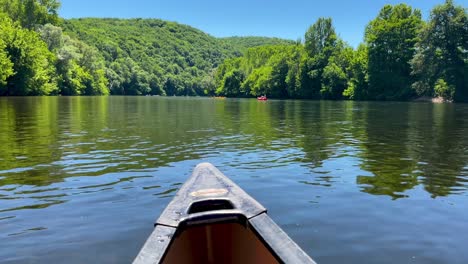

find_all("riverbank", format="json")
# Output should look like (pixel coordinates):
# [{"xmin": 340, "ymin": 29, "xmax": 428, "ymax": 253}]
[{"xmin": 414, "ymin": 96, "xmax": 452, "ymax": 103}]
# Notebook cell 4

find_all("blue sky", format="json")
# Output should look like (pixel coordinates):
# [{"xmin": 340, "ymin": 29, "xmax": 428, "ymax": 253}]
[{"xmin": 59, "ymin": 0, "xmax": 462, "ymax": 47}]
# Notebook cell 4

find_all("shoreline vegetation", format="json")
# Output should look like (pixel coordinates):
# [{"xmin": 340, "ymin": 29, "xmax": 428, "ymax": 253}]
[
  {"xmin": 414, "ymin": 96, "xmax": 453, "ymax": 103},
  {"xmin": 0, "ymin": 0, "xmax": 466, "ymax": 102}
]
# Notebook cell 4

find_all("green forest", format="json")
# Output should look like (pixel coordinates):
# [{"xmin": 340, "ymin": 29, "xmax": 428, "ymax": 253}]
[{"xmin": 0, "ymin": 0, "xmax": 467, "ymax": 101}]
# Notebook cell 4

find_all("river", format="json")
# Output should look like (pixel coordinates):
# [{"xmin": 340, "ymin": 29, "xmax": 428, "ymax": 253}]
[{"xmin": 1, "ymin": 97, "xmax": 467, "ymax": 263}]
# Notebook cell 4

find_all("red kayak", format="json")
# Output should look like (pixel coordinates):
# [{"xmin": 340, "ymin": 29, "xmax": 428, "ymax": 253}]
[{"xmin": 257, "ymin": 96, "xmax": 268, "ymax": 101}]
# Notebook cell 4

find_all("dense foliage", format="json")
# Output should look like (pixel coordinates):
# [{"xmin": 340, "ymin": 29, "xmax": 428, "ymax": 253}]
[
  {"xmin": 215, "ymin": 18, "xmax": 361, "ymax": 100},
  {"xmin": 0, "ymin": 0, "xmax": 109, "ymax": 96},
  {"xmin": 0, "ymin": 1, "xmax": 293, "ymax": 96},
  {"xmin": 0, "ymin": 5, "xmax": 57, "ymax": 96},
  {"xmin": 0, "ymin": 0, "xmax": 466, "ymax": 101},
  {"xmin": 0, "ymin": 0, "xmax": 60, "ymax": 29},
  {"xmin": 220, "ymin": 36, "xmax": 296, "ymax": 53},
  {"xmin": 215, "ymin": 0, "xmax": 467, "ymax": 102},
  {"xmin": 365, "ymin": 4, "xmax": 423, "ymax": 100},
  {"xmin": 62, "ymin": 19, "xmax": 295, "ymax": 96},
  {"xmin": 411, "ymin": 0, "xmax": 468, "ymax": 102}
]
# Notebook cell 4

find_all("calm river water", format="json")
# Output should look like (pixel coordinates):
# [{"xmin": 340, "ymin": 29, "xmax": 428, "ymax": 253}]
[{"xmin": 1, "ymin": 97, "xmax": 468, "ymax": 263}]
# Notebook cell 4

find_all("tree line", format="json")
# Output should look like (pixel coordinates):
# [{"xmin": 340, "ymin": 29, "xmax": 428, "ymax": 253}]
[
  {"xmin": 0, "ymin": 0, "xmax": 466, "ymax": 102},
  {"xmin": 0, "ymin": 0, "xmax": 292, "ymax": 97},
  {"xmin": 215, "ymin": 0, "xmax": 467, "ymax": 102}
]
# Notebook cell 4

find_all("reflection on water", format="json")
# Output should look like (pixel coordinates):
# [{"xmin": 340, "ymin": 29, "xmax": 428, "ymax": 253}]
[
  {"xmin": 0, "ymin": 97, "xmax": 468, "ymax": 263},
  {"xmin": 356, "ymin": 103, "xmax": 468, "ymax": 199}
]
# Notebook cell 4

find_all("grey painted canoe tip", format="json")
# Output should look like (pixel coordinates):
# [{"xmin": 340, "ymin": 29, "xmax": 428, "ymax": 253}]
[
  {"xmin": 193, "ymin": 162, "xmax": 222, "ymax": 174},
  {"xmin": 194, "ymin": 162, "xmax": 216, "ymax": 169}
]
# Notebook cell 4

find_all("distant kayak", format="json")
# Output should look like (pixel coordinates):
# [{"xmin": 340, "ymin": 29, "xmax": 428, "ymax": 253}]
[
  {"xmin": 134, "ymin": 163, "xmax": 315, "ymax": 264},
  {"xmin": 257, "ymin": 96, "xmax": 268, "ymax": 101}
]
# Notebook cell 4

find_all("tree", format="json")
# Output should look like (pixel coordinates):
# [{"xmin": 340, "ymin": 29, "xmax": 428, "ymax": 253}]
[
  {"xmin": 305, "ymin": 18, "xmax": 337, "ymax": 57},
  {"xmin": 0, "ymin": 14, "xmax": 57, "ymax": 96},
  {"xmin": 321, "ymin": 61, "xmax": 347, "ymax": 99},
  {"xmin": 434, "ymin": 78, "xmax": 454, "ymax": 99},
  {"xmin": 242, "ymin": 66, "xmax": 272, "ymax": 97},
  {"xmin": 0, "ymin": 0, "xmax": 60, "ymax": 29},
  {"xmin": 164, "ymin": 75, "xmax": 180, "ymax": 96},
  {"xmin": 38, "ymin": 24, "xmax": 109, "ymax": 95},
  {"xmin": 323, "ymin": 41, "xmax": 355, "ymax": 100},
  {"xmin": 343, "ymin": 44, "xmax": 369, "ymax": 100},
  {"xmin": 38, "ymin": 23, "xmax": 63, "ymax": 51},
  {"xmin": 365, "ymin": 4, "xmax": 423, "ymax": 100},
  {"xmin": 218, "ymin": 70, "xmax": 244, "ymax": 97},
  {"xmin": 108, "ymin": 57, "xmax": 155, "ymax": 95},
  {"xmin": 284, "ymin": 45, "xmax": 304, "ymax": 98},
  {"xmin": 200, "ymin": 69, "xmax": 216, "ymax": 95},
  {"xmin": 302, "ymin": 18, "xmax": 339, "ymax": 99},
  {"xmin": 411, "ymin": 0, "xmax": 468, "ymax": 102},
  {"xmin": 0, "ymin": 25, "xmax": 14, "ymax": 86},
  {"xmin": 268, "ymin": 56, "xmax": 289, "ymax": 98}
]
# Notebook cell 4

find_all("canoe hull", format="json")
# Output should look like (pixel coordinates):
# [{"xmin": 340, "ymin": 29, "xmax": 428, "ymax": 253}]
[{"xmin": 133, "ymin": 163, "xmax": 316, "ymax": 264}]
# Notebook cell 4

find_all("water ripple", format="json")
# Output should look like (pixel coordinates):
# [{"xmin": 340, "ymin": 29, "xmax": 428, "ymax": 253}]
[
  {"xmin": 8, "ymin": 227, "xmax": 47, "ymax": 237},
  {"xmin": 1, "ymin": 98, "xmax": 468, "ymax": 264},
  {"xmin": 0, "ymin": 200, "xmax": 66, "ymax": 213}
]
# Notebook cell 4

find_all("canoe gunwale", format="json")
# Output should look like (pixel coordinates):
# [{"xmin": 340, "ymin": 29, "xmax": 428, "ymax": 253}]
[{"xmin": 249, "ymin": 213, "xmax": 317, "ymax": 264}]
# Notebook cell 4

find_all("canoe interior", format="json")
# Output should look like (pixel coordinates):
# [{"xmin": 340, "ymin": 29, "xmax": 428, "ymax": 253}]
[{"xmin": 162, "ymin": 221, "xmax": 280, "ymax": 264}]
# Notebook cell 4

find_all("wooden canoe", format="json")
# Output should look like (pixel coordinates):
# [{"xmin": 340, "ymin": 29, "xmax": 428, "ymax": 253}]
[{"xmin": 133, "ymin": 163, "xmax": 316, "ymax": 264}]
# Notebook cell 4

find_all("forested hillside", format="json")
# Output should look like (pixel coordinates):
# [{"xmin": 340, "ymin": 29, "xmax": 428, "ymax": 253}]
[
  {"xmin": 0, "ymin": 0, "xmax": 466, "ymax": 101},
  {"xmin": 62, "ymin": 18, "xmax": 294, "ymax": 96}
]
